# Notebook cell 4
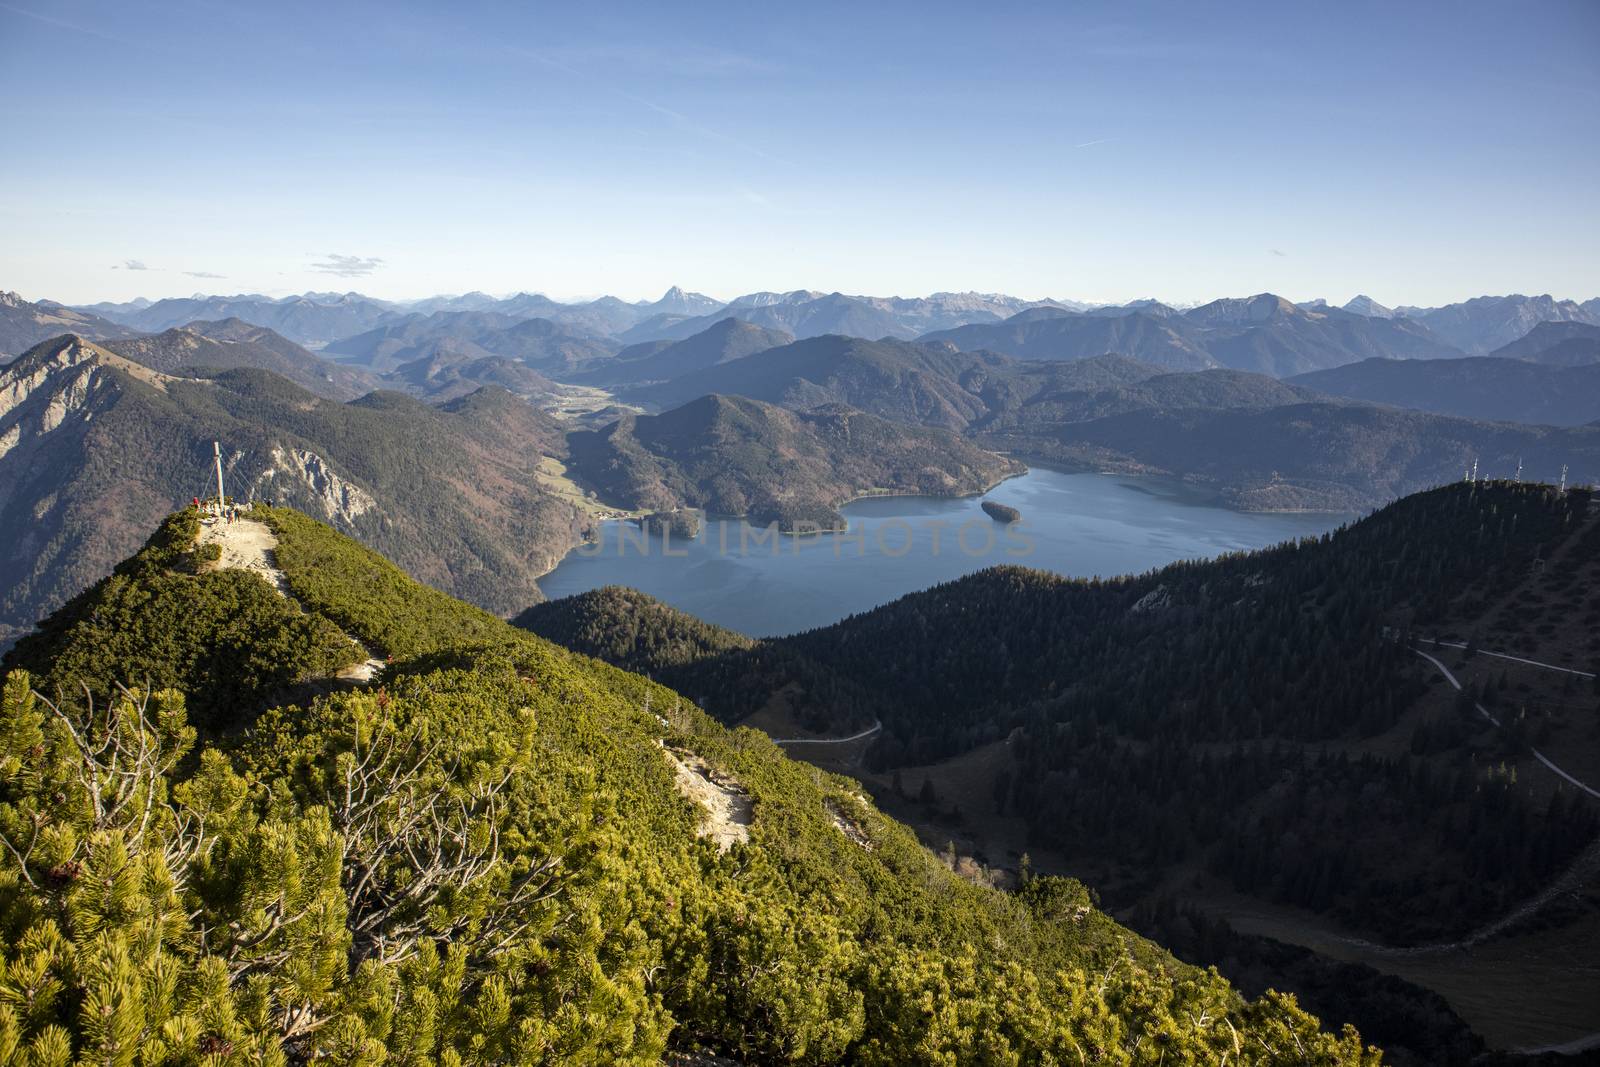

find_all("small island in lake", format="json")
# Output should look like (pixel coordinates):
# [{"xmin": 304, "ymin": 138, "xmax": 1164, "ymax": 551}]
[
  {"xmin": 981, "ymin": 500, "xmax": 1021, "ymax": 523},
  {"xmin": 638, "ymin": 510, "xmax": 703, "ymax": 539}
]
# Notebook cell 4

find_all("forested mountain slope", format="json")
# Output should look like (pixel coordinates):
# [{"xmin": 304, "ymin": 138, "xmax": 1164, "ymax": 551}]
[
  {"xmin": 524, "ymin": 483, "xmax": 1598, "ymax": 946},
  {"xmin": 0, "ymin": 506, "xmax": 1377, "ymax": 1064},
  {"xmin": 0, "ymin": 335, "xmax": 586, "ymax": 647},
  {"xmin": 1290, "ymin": 356, "xmax": 1600, "ymax": 426},
  {"xmin": 565, "ymin": 393, "xmax": 1022, "ymax": 529},
  {"xmin": 102, "ymin": 320, "xmax": 379, "ymax": 400},
  {"xmin": 626, "ymin": 335, "xmax": 1011, "ymax": 429},
  {"xmin": 522, "ymin": 481, "xmax": 1600, "ymax": 1059},
  {"xmin": 982, "ymin": 400, "xmax": 1600, "ymax": 512}
]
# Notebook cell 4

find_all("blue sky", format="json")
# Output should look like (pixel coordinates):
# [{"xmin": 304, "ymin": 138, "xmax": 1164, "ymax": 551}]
[{"xmin": 2, "ymin": 0, "xmax": 1597, "ymax": 307}]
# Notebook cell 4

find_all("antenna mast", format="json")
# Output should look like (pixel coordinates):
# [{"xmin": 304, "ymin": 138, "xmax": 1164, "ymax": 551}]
[
  {"xmin": 1515, "ymin": 457, "xmax": 1523, "ymax": 483},
  {"xmin": 213, "ymin": 441, "xmax": 226, "ymax": 509},
  {"xmin": 1559, "ymin": 464, "xmax": 1568, "ymax": 494}
]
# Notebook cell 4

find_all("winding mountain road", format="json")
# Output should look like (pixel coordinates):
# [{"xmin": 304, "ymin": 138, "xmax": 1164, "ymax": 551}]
[
  {"xmin": 770, "ymin": 720, "xmax": 883, "ymax": 746},
  {"xmin": 1412, "ymin": 646, "xmax": 1600, "ymax": 801},
  {"xmin": 1414, "ymin": 636, "xmax": 1595, "ymax": 679}
]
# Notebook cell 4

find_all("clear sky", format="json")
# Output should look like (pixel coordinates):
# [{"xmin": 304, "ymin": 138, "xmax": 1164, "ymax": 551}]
[{"xmin": 2, "ymin": 0, "xmax": 1597, "ymax": 308}]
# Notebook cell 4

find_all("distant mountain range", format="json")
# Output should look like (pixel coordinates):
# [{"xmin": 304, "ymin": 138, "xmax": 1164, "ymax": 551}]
[
  {"xmin": 0, "ymin": 291, "xmax": 129, "ymax": 356},
  {"xmin": 81, "ymin": 291, "xmax": 401, "ymax": 347},
  {"xmin": 1381, "ymin": 294, "xmax": 1600, "ymax": 355},
  {"xmin": 72, "ymin": 287, "xmax": 721, "ymax": 347},
  {"xmin": 923, "ymin": 295, "xmax": 1463, "ymax": 376},
  {"xmin": 322, "ymin": 310, "xmax": 619, "ymax": 375},
  {"xmin": 618, "ymin": 291, "xmax": 1071, "ymax": 344},
  {"xmin": 50, "ymin": 286, "xmax": 1600, "ymax": 375},
  {"xmin": 921, "ymin": 310, "xmax": 1218, "ymax": 371}
]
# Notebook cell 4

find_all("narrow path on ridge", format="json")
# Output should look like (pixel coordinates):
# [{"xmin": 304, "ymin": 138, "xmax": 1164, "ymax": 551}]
[{"xmin": 197, "ymin": 512, "xmax": 385, "ymax": 682}]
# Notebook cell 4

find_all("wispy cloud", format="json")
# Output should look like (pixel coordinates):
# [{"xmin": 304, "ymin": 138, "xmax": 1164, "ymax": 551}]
[
  {"xmin": 537, "ymin": 42, "xmax": 776, "ymax": 78},
  {"xmin": 1269, "ymin": 249, "xmax": 1287, "ymax": 258},
  {"xmin": 0, "ymin": 3, "xmax": 125, "ymax": 44},
  {"xmin": 310, "ymin": 254, "xmax": 384, "ymax": 278},
  {"xmin": 1073, "ymin": 138, "xmax": 1115, "ymax": 149},
  {"xmin": 112, "ymin": 259, "xmax": 155, "ymax": 271},
  {"xmin": 185, "ymin": 270, "xmax": 227, "ymax": 279},
  {"xmin": 513, "ymin": 46, "xmax": 791, "ymax": 167}
]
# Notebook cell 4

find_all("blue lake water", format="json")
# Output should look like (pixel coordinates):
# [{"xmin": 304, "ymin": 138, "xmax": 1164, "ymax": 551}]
[{"xmin": 537, "ymin": 468, "xmax": 1350, "ymax": 637}]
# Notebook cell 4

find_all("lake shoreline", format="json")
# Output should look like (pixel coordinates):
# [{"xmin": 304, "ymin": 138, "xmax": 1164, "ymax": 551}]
[
  {"xmin": 534, "ymin": 469, "xmax": 1346, "ymax": 636},
  {"xmin": 531, "ymin": 466, "xmax": 1035, "ymax": 585}
]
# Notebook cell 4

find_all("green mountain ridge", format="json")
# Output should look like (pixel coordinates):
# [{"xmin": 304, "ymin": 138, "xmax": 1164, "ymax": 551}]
[{"xmin": 0, "ymin": 504, "xmax": 1377, "ymax": 1064}]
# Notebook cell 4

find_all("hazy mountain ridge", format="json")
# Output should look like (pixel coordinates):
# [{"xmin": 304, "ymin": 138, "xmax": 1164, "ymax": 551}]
[
  {"xmin": 385, "ymin": 343, "xmax": 558, "ymax": 401},
  {"xmin": 101, "ymin": 319, "xmax": 379, "ymax": 400},
  {"xmin": 994, "ymin": 400, "xmax": 1600, "ymax": 511},
  {"xmin": 1397, "ymin": 294, "xmax": 1600, "ymax": 355},
  {"xmin": 921, "ymin": 310, "xmax": 1219, "ymax": 371},
  {"xmin": 1290, "ymin": 356, "xmax": 1600, "ymax": 426},
  {"xmin": 1487, "ymin": 320, "xmax": 1600, "ymax": 366},
  {"xmin": 324, "ymin": 310, "xmax": 619, "ymax": 376},
  {"xmin": 620, "ymin": 290, "xmax": 1072, "ymax": 344},
  {"xmin": 577, "ymin": 317, "xmax": 796, "ymax": 387},
  {"xmin": 1, "ymin": 290, "xmax": 131, "ymax": 357},
  {"xmin": 89, "ymin": 291, "xmax": 402, "ymax": 346},
  {"xmin": 923, "ymin": 295, "xmax": 1463, "ymax": 376},
  {"xmin": 66, "ymin": 287, "xmax": 1600, "ymax": 371}
]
